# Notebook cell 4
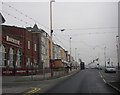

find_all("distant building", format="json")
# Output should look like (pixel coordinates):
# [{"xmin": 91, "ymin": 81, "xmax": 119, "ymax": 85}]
[
  {"xmin": 68, "ymin": 54, "xmax": 70, "ymax": 63},
  {"xmin": 41, "ymin": 29, "xmax": 50, "ymax": 69},
  {"xmin": 60, "ymin": 47, "xmax": 68, "ymax": 67},
  {"xmin": 26, "ymin": 24, "xmax": 42, "ymax": 71},
  {"xmin": 53, "ymin": 43, "xmax": 61, "ymax": 60},
  {"xmin": 1, "ymin": 25, "xmax": 39, "ymax": 75},
  {"xmin": 65, "ymin": 51, "xmax": 68, "ymax": 62},
  {"xmin": 56, "ymin": 44, "xmax": 61, "ymax": 59}
]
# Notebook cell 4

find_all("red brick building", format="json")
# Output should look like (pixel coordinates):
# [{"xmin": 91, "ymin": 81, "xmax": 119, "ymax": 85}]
[{"xmin": 1, "ymin": 25, "xmax": 39, "ymax": 75}]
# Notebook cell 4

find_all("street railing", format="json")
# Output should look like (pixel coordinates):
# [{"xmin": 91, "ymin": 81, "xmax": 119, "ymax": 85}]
[{"xmin": 2, "ymin": 68, "xmax": 80, "ymax": 82}]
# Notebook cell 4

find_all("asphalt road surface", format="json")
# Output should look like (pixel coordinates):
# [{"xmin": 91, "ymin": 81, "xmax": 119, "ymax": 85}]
[
  {"xmin": 2, "ymin": 69, "xmax": 119, "ymax": 94},
  {"xmin": 47, "ymin": 69, "xmax": 119, "ymax": 93}
]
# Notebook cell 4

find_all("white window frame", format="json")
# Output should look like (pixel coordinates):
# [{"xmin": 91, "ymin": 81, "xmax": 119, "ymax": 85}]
[
  {"xmin": 0, "ymin": 45, "xmax": 2, "ymax": 67},
  {"xmin": 28, "ymin": 57, "xmax": 30, "ymax": 67},
  {"xmin": 16, "ymin": 49, "xmax": 21, "ymax": 67},
  {"xmin": 0, "ymin": 45, "xmax": 7, "ymax": 67},
  {"xmin": 28, "ymin": 40, "xmax": 30, "ymax": 49},
  {"xmin": 34, "ymin": 43, "xmax": 37, "ymax": 51},
  {"xmin": 34, "ymin": 59, "xmax": 37, "ymax": 68},
  {"xmin": 9, "ymin": 48, "xmax": 14, "ymax": 67}
]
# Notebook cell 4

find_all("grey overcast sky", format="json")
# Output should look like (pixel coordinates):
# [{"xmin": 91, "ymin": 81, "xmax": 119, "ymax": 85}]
[{"xmin": 1, "ymin": 0, "xmax": 119, "ymax": 66}]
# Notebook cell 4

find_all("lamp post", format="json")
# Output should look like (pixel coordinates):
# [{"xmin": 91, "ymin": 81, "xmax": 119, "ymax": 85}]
[
  {"xmin": 104, "ymin": 46, "xmax": 107, "ymax": 68},
  {"xmin": 75, "ymin": 48, "xmax": 77, "ymax": 61},
  {"xmin": 69, "ymin": 37, "xmax": 72, "ymax": 63},
  {"xmin": 50, "ymin": 0, "xmax": 55, "ymax": 77},
  {"xmin": 70, "ymin": 37, "xmax": 72, "ymax": 71},
  {"xmin": 60, "ymin": 29, "xmax": 72, "ymax": 67},
  {"xmin": 78, "ymin": 53, "xmax": 80, "ymax": 63},
  {"xmin": 116, "ymin": 35, "xmax": 119, "ymax": 70}
]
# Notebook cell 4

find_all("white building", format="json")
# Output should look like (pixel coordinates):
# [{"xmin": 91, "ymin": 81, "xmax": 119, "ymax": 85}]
[
  {"xmin": 53, "ymin": 44, "xmax": 61, "ymax": 60},
  {"xmin": 41, "ymin": 30, "xmax": 50, "ymax": 68}
]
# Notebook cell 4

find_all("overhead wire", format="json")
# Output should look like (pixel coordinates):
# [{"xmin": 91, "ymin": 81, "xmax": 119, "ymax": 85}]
[
  {"xmin": 71, "ymin": 31, "xmax": 118, "ymax": 36},
  {"xmin": 53, "ymin": 27, "xmax": 118, "ymax": 31},
  {"xmin": 2, "ymin": 10, "xmax": 32, "ymax": 26},
  {"xmin": 53, "ymin": 34, "xmax": 68, "ymax": 49},
  {"xmin": 53, "ymin": 32, "xmax": 69, "ymax": 41},
  {"xmin": 2, "ymin": 2, "xmax": 50, "ymax": 30},
  {"xmin": 2, "ymin": 3, "xmax": 118, "ymax": 35},
  {"xmin": 2, "ymin": 2, "xmax": 71, "ymax": 54},
  {"xmin": 54, "ymin": 30, "xmax": 116, "ymax": 49},
  {"xmin": 55, "ymin": 28, "xmax": 118, "ymax": 36}
]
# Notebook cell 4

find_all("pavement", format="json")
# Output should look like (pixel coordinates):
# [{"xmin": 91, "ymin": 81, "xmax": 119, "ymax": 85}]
[
  {"xmin": 2, "ymin": 69, "xmax": 79, "ymax": 83},
  {"xmin": 2, "ymin": 69, "xmax": 80, "ymax": 94},
  {"xmin": 99, "ymin": 69, "xmax": 120, "ymax": 93},
  {"xmin": 2, "ymin": 69, "xmax": 120, "ymax": 94}
]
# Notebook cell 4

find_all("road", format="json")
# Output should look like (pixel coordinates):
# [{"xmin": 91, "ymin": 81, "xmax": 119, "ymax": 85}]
[
  {"xmin": 2, "ymin": 70, "xmax": 78, "ymax": 94},
  {"xmin": 47, "ymin": 69, "xmax": 119, "ymax": 93},
  {"xmin": 2, "ymin": 69, "xmax": 119, "ymax": 94}
]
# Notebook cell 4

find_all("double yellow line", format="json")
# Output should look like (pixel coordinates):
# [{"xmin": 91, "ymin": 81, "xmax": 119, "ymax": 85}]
[{"xmin": 24, "ymin": 88, "xmax": 41, "ymax": 95}]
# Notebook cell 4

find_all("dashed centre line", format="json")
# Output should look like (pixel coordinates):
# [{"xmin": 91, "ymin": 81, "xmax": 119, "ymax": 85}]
[
  {"xmin": 99, "ymin": 71, "xmax": 106, "ymax": 84},
  {"xmin": 24, "ymin": 88, "xmax": 40, "ymax": 95},
  {"xmin": 103, "ymin": 79, "xmax": 107, "ymax": 83}
]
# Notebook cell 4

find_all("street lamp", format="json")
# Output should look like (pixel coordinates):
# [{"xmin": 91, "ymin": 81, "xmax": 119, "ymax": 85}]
[
  {"xmin": 70, "ymin": 37, "xmax": 72, "ymax": 70},
  {"xmin": 78, "ymin": 53, "xmax": 80, "ymax": 63},
  {"xmin": 75, "ymin": 48, "xmax": 77, "ymax": 61},
  {"xmin": 116, "ymin": 35, "xmax": 119, "ymax": 70},
  {"xmin": 60, "ymin": 29, "xmax": 72, "ymax": 70},
  {"xmin": 50, "ymin": 0, "xmax": 55, "ymax": 77},
  {"xmin": 104, "ymin": 46, "xmax": 107, "ymax": 68}
]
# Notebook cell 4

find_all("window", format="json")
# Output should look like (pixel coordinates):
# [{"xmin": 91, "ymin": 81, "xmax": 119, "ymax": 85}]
[
  {"xmin": 42, "ymin": 45, "xmax": 45, "ymax": 54},
  {"xmin": 28, "ymin": 57, "xmax": 30, "ymax": 67},
  {"xmin": 45, "ymin": 49, "xmax": 47, "ymax": 56},
  {"xmin": 34, "ymin": 44, "xmax": 36, "ymax": 51},
  {"xmin": 0, "ymin": 45, "xmax": 7, "ymax": 67},
  {"xmin": 45, "ymin": 39, "xmax": 47, "ymax": 46},
  {"xmin": 34, "ymin": 59, "xmax": 37, "ymax": 68},
  {"xmin": 9, "ymin": 48, "xmax": 14, "ymax": 67},
  {"xmin": 28, "ymin": 41, "xmax": 30, "ymax": 49},
  {"xmin": 16, "ymin": 49, "xmax": 21, "ymax": 67},
  {"xmin": 0, "ymin": 45, "xmax": 2, "ymax": 66}
]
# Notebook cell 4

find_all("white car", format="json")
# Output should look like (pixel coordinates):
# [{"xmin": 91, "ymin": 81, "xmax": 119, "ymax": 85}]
[{"xmin": 105, "ymin": 66, "xmax": 116, "ymax": 73}]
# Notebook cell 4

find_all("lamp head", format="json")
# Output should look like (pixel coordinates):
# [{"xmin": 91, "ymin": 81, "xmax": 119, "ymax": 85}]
[{"xmin": 50, "ymin": 0, "xmax": 55, "ymax": 2}]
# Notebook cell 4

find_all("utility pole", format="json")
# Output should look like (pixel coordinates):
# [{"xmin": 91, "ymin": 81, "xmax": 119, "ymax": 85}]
[
  {"xmin": 75, "ymin": 48, "xmax": 77, "ymax": 61},
  {"xmin": 50, "ymin": 0, "xmax": 55, "ymax": 77},
  {"xmin": 60, "ymin": 29, "xmax": 72, "ymax": 68},
  {"xmin": 104, "ymin": 46, "xmax": 107, "ymax": 68},
  {"xmin": 116, "ymin": 35, "xmax": 119, "ymax": 70},
  {"xmin": 70, "ymin": 37, "xmax": 72, "ymax": 71},
  {"xmin": 70, "ymin": 37, "xmax": 72, "ymax": 64},
  {"xmin": 78, "ymin": 53, "xmax": 80, "ymax": 63}
]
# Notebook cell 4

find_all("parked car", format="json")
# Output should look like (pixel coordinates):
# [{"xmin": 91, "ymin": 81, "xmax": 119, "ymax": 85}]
[
  {"xmin": 105, "ymin": 66, "xmax": 116, "ymax": 73},
  {"xmin": 97, "ymin": 67, "xmax": 102, "ymax": 70}
]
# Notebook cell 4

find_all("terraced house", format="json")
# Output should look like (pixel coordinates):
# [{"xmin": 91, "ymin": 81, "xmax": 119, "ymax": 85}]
[
  {"xmin": 41, "ymin": 29, "xmax": 50, "ymax": 70},
  {"xmin": 0, "ymin": 14, "xmax": 73, "ymax": 75}
]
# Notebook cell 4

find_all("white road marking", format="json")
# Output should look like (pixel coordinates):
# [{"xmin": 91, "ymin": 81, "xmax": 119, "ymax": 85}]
[
  {"xmin": 99, "ymin": 71, "xmax": 106, "ymax": 83},
  {"xmin": 99, "ymin": 71, "xmax": 120, "ymax": 93},
  {"xmin": 99, "ymin": 72, "xmax": 103, "ymax": 78},
  {"xmin": 103, "ymin": 79, "xmax": 106, "ymax": 83}
]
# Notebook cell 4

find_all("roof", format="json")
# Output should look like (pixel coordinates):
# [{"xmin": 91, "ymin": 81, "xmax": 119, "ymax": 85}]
[
  {"xmin": 0, "ymin": 13, "xmax": 5, "ymax": 23},
  {"xmin": 2, "ymin": 25, "xmax": 26, "ymax": 30},
  {"xmin": 26, "ymin": 24, "xmax": 40, "ymax": 32},
  {"xmin": 32, "ymin": 24, "xmax": 40, "ymax": 32}
]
